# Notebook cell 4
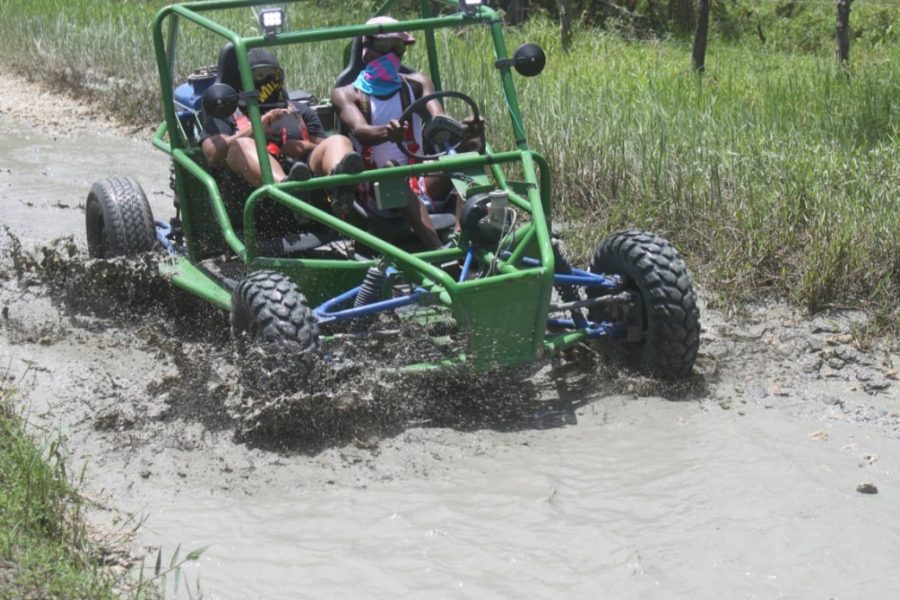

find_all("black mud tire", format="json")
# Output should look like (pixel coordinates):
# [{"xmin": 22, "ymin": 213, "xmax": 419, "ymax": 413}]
[
  {"xmin": 85, "ymin": 177, "xmax": 156, "ymax": 258},
  {"xmin": 230, "ymin": 270, "xmax": 320, "ymax": 363},
  {"xmin": 588, "ymin": 229, "xmax": 700, "ymax": 378}
]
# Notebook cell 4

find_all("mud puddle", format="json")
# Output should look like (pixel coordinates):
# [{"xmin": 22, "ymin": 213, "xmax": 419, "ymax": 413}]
[{"xmin": 2, "ymin": 79, "xmax": 900, "ymax": 598}]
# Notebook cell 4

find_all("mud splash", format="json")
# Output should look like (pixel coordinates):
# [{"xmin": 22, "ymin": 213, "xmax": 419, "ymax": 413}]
[{"xmin": 4, "ymin": 230, "xmax": 603, "ymax": 454}]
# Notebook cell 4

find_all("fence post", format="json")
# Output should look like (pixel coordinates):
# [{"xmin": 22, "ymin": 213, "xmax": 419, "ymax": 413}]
[
  {"xmin": 558, "ymin": 0, "xmax": 572, "ymax": 51},
  {"xmin": 836, "ymin": 0, "xmax": 852, "ymax": 64},
  {"xmin": 692, "ymin": 0, "xmax": 710, "ymax": 72}
]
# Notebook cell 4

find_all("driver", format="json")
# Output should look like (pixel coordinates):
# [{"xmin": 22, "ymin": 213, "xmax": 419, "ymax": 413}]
[
  {"xmin": 201, "ymin": 48, "xmax": 363, "ymax": 216},
  {"xmin": 331, "ymin": 16, "xmax": 482, "ymax": 249}
]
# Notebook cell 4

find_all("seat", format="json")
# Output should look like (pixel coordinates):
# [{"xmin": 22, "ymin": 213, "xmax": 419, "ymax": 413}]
[{"xmin": 215, "ymin": 42, "xmax": 241, "ymax": 91}]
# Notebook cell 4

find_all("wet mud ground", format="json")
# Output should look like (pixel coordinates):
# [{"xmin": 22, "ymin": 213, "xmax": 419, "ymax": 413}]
[{"xmin": 2, "ymin": 73, "xmax": 900, "ymax": 598}]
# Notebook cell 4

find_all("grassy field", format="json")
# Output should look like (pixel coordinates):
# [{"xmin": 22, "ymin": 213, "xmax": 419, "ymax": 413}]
[
  {"xmin": 0, "ymin": 0, "xmax": 897, "ymax": 331},
  {"xmin": 0, "ymin": 384, "xmax": 120, "ymax": 599},
  {"xmin": 0, "ymin": 382, "xmax": 201, "ymax": 598}
]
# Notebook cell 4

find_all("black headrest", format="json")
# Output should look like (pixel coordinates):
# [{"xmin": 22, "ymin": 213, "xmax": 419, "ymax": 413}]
[
  {"xmin": 215, "ymin": 43, "xmax": 240, "ymax": 90},
  {"xmin": 335, "ymin": 37, "xmax": 366, "ymax": 88}
]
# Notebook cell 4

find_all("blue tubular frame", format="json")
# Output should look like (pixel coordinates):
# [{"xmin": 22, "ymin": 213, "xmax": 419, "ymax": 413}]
[
  {"xmin": 155, "ymin": 220, "xmax": 184, "ymax": 255},
  {"xmin": 314, "ymin": 288, "xmax": 429, "ymax": 324},
  {"xmin": 313, "ymin": 267, "xmax": 430, "ymax": 324},
  {"xmin": 548, "ymin": 319, "xmax": 624, "ymax": 338},
  {"xmin": 510, "ymin": 255, "xmax": 627, "ymax": 339},
  {"xmin": 515, "ymin": 256, "xmax": 620, "ymax": 290},
  {"xmin": 309, "ymin": 249, "xmax": 629, "ymax": 340},
  {"xmin": 459, "ymin": 247, "xmax": 475, "ymax": 282}
]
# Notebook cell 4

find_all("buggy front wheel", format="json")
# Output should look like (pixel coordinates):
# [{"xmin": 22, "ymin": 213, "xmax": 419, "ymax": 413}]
[
  {"xmin": 588, "ymin": 229, "xmax": 700, "ymax": 378},
  {"xmin": 230, "ymin": 270, "xmax": 320, "ymax": 372}
]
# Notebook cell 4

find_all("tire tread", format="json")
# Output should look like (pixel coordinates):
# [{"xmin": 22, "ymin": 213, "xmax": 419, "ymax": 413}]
[
  {"xmin": 85, "ymin": 177, "xmax": 155, "ymax": 258},
  {"xmin": 230, "ymin": 270, "xmax": 319, "ymax": 357},
  {"xmin": 589, "ymin": 229, "xmax": 701, "ymax": 378}
]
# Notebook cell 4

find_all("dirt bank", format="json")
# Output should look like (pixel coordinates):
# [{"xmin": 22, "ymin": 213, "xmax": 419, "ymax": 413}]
[{"xmin": 2, "ymin": 69, "xmax": 899, "ymax": 598}]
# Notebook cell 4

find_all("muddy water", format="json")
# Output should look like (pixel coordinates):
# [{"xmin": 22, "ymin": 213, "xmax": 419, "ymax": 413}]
[{"xmin": 2, "ymin": 116, "xmax": 900, "ymax": 599}]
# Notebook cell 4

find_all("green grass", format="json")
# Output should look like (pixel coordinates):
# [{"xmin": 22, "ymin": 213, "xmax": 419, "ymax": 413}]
[
  {"xmin": 0, "ymin": 0, "xmax": 897, "ymax": 332},
  {"xmin": 0, "ymin": 385, "xmax": 119, "ymax": 599},
  {"xmin": 0, "ymin": 383, "xmax": 202, "ymax": 598}
]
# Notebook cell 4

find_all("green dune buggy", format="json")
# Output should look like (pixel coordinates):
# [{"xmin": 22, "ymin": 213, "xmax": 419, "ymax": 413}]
[{"xmin": 84, "ymin": 0, "xmax": 700, "ymax": 377}]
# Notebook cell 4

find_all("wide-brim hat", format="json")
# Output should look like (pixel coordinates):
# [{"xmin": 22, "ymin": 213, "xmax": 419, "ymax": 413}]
[{"xmin": 364, "ymin": 16, "xmax": 416, "ymax": 45}]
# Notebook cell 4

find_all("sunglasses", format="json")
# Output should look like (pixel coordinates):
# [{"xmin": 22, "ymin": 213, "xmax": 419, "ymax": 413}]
[
  {"xmin": 252, "ymin": 66, "xmax": 285, "ymax": 85},
  {"xmin": 369, "ymin": 37, "xmax": 407, "ymax": 56}
]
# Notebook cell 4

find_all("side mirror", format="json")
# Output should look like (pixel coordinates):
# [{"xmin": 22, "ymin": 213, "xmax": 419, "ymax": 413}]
[
  {"xmin": 495, "ymin": 43, "xmax": 546, "ymax": 77},
  {"xmin": 512, "ymin": 43, "xmax": 546, "ymax": 77},
  {"xmin": 202, "ymin": 83, "xmax": 238, "ymax": 119}
]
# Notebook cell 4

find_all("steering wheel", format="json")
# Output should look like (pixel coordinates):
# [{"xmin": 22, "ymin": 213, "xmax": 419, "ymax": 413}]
[{"xmin": 395, "ymin": 90, "xmax": 482, "ymax": 162}]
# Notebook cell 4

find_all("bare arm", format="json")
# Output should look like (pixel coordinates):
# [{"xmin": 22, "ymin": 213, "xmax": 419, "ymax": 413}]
[
  {"xmin": 202, "ymin": 107, "xmax": 321, "ymax": 166},
  {"xmin": 201, "ymin": 121, "xmax": 255, "ymax": 167},
  {"xmin": 407, "ymin": 73, "xmax": 443, "ymax": 118},
  {"xmin": 331, "ymin": 84, "xmax": 406, "ymax": 145}
]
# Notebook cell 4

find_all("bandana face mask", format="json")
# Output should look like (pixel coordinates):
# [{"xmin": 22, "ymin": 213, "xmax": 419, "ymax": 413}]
[
  {"xmin": 253, "ymin": 66, "xmax": 285, "ymax": 104},
  {"xmin": 353, "ymin": 52, "xmax": 402, "ymax": 96}
]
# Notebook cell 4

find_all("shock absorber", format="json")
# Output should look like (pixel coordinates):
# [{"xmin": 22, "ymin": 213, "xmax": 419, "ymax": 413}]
[
  {"xmin": 351, "ymin": 263, "xmax": 388, "ymax": 332},
  {"xmin": 553, "ymin": 240, "xmax": 588, "ymax": 329},
  {"xmin": 354, "ymin": 264, "xmax": 387, "ymax": 309}
]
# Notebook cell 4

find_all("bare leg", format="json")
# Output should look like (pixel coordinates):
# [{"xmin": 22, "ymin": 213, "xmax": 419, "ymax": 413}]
[
  {"xmin": 308, "ymin": 135, "xmax": 363, "ymax": 216},
  {"xmin": 308, "ymin": 135, "xmax": 356, "ymax": 175},
  {"xmin": 226, "ymin": 137, "xmax": 287, "ymax": 186},
  {"xmin": 400, "ymin": 191, "xmax": 442, "ymax": 249},
  {"xmin": 424, "ymin": 174, "xmax": 461, "ymax": 231}
]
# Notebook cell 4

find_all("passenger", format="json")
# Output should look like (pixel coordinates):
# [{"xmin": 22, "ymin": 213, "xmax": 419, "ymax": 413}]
[
  {"xmin": 200, "ymin": 48, "xmax": 363, "ymax": 216},
  {"xmin": 331, "ymin": 16, "xmax": 483, "ymax": 248}
]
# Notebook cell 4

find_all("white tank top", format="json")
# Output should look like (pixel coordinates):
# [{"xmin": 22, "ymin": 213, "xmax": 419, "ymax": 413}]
[{"xmin": 352, "ymin": 82, "xmax": 424, "ymax": 168}]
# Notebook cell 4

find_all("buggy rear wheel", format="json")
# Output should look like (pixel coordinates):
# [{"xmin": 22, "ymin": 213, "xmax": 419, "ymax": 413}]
[
  {"xmin": 85, "ymin": 177, "xmax": 156, "ymax": 258},
  {"xmin": 588, "ymin": 229, "xmax": 700, "ymax": 378},
  {"xmin": 230, "ymin": 270, "xmax": 320, "ymax": 369}
]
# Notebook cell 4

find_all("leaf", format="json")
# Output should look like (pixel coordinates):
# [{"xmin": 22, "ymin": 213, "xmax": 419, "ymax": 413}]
[
  {"xmin": 185, "ymin": 545, "xmax": 209, "ymax": 561},
  {"xmin": 174, "ymin": 567, "xmax": 182, "ymax": 599},
  {"xmin": 169, "ymin": 543, "xmax": 182, "ymax": 569}
]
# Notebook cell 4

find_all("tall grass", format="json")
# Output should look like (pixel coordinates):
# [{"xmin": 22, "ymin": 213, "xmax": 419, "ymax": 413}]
[
  {"xmin": 519, "ymin": 28, "xmax": 899, "ymax": 321},
  {"xmin": 0, "ymin": 380, "xmax": 205, "ymax": 598},
  {"xmin": 0, "ymin": 384, "xmax": 119, "ymax": 598},
  {"xmin": 0, "ymin": 0, "xmax": 897, "ymax": 329}
]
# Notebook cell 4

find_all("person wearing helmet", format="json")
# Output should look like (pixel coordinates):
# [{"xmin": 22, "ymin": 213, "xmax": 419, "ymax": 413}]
[
  {"xmin": 331, "ymin": 16, "xmax": 483, "ymax": 249},
  {"xmin": 200, "ymin": 48, "xmax": 363, "ymax": 216}
]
